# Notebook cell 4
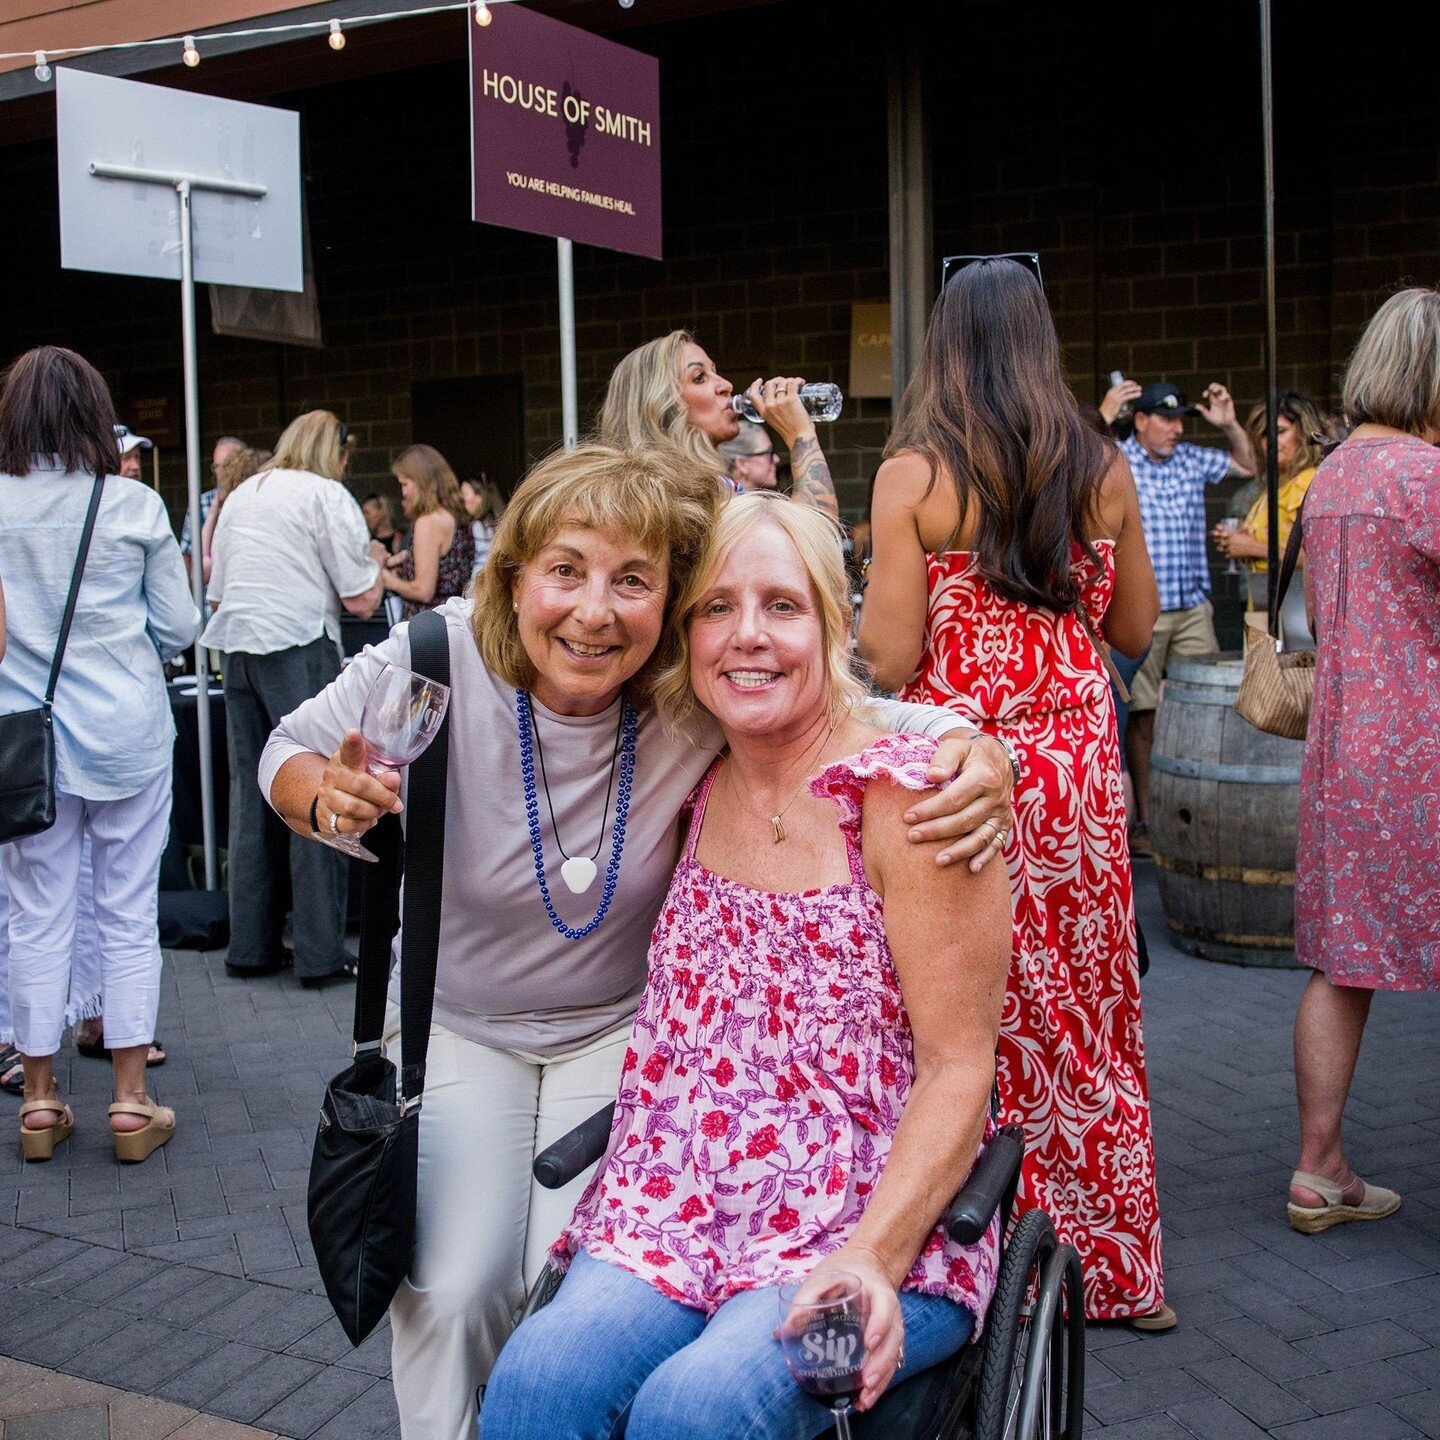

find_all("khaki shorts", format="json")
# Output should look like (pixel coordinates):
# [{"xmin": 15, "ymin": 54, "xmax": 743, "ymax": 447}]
[{"xmin": 1129, "ymin": 599, "xmax": 1217, "ymax": 712}]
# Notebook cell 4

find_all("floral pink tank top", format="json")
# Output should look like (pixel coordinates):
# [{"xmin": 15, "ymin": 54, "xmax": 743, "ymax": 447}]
[{"xmin": 555, "ymin": 734, "xmax": 1000, "ymax": 1327}]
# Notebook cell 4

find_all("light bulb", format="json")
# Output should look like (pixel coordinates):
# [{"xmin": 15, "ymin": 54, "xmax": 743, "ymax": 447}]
[
  {"xmin": 182, "ymin": 36, "xmax": 200, "ymax": 67},
  {"xmin": 618, "ymin": 0, "xmax": 635, "ymax": 8},
  {"xmin": 474, "ymin": 1, "xmax": 493, "ymax": 25},
  {"xmin": 34, "ymin": 51, "xmax": 52, "ymax": 83},
  {"xmin": 328, "ymin": 19, "xmax": 346, "ymax": 50}
]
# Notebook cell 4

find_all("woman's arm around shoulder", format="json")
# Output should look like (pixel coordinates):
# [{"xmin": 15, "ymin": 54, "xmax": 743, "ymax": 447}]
[
  {"xmin": 1096, "ymin": 449, "xmax": 1160, "ymax": 658},
  {"xmin": 856, "ymin": 451, "xmax": 934, "ymax": 693}
]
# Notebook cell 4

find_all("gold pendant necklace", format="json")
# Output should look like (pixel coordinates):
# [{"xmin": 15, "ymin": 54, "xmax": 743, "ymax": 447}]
[{"xmin": 731, "ymin": 715, "xmax": 841, "ymax": 844}]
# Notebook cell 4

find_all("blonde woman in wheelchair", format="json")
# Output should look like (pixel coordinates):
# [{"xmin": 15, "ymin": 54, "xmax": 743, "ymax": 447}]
[{"xmin": 481, "ymin": 497, "xmax": 1012, "ymax": 1440}]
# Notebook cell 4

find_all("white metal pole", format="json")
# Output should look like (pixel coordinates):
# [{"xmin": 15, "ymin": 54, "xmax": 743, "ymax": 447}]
[
  {"xmin": 557, "ymin": 237, "xmax": 578, "ymax": 449},
  {"xmin": 177, "ymin": 180, "xmax": 219, "ymax": 892}
]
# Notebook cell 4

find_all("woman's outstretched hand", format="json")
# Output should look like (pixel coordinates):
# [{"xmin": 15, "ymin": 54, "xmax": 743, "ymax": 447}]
[
  {"xmin": 903, "ymin": 731, "xmax": 1014, "ymax": 871},
  {"xmin": 317, "ymin": 730, "xmax": 402, "ymax": 839}
]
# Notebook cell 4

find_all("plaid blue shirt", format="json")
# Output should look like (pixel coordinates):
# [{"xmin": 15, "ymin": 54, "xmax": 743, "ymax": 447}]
[
  {"xmin": 1121, "ymin": 435, "xmax": 1231, "ymax": 611},
  {"xmin": 178, "ymin": 487, "xmax": 218, "ymax": 555}
]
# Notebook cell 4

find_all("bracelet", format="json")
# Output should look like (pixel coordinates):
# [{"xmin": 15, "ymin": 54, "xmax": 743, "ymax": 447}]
[
  {"xmin": 309, "ymin": 794, "xmax": 322, "ymax": 837},
  {"xmin": 996, "ymin": 735, "xmax": 1021, "ymax": 789}
]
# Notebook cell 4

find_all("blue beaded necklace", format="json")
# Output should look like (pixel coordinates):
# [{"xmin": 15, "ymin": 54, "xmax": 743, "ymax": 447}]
[{"xmin": 516, "ymin": 689, "xmax": 637, "ymax": 941}]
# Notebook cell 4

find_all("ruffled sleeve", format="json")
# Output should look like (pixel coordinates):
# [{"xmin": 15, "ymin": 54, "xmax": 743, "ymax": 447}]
[{"xmin": 809, "ymin": 733, "xmax": 941, "ymax": 831}]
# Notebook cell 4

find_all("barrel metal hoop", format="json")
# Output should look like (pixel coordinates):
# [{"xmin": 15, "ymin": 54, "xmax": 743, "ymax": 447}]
[
  {"xmin": 1151, "ymin": 755, "xmax": 1302, "ymax": 784},
  {"xmin": 1160, "ymin": 686, "xmax": 1243, "ymax": 707},
  {"xmin": 1166, "ymin": 916, "xmax": 1296, "ymax": 948},
  {"xmin": 1153, "ymin": 852, "xmax": 1295, "ymax": 885}
]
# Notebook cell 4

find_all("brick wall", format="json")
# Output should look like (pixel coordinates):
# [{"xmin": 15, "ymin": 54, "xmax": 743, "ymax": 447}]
[{"xmin": 4, "ymin": 0, "xmax": 1437, "ymax": 605}]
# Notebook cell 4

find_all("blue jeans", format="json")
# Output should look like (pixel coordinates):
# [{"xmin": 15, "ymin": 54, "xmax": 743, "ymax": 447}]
[{"xmin": 480, "ymin": 1250, "xmax": 975, "ymax": 1440}]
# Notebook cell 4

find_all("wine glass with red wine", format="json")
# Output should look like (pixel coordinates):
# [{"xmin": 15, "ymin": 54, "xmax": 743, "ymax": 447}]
[{"xmin": 778, "ymin": 1271, "xmax": 867, "ymax": 1440}]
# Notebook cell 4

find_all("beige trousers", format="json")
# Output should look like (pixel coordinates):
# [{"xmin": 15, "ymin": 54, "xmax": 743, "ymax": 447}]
[{"xmin": 383, "ymin": 1005, "xmax": 631, "ymax": 1440}]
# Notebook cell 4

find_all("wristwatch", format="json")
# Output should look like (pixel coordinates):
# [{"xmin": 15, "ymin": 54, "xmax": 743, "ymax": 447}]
[{"xmin": 996, "ymin": 735, "xmax": 1021, "ymax": 790}]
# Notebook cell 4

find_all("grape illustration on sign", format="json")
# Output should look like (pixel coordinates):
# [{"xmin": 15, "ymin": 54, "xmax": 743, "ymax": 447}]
[{"xmin": 470, "ymin": 8, "xmax": 662, "ymax": 260}]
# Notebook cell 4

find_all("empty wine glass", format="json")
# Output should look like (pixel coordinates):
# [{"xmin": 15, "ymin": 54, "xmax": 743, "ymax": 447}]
[
  {"xmin": 317, "ymin": 662, "xmax": 450, "ymax": 863},
  {"xmin": 1216, "ymin": 518, "xmax": 1243, "ymax": 575},
  {"xmin": 778, "ymin": 1271, "xmax": 867, "ymax": 1440}
]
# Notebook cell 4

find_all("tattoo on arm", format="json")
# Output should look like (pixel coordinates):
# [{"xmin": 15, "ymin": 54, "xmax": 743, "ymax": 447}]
[{"xmin": 788, "ymin": 436, "xmax": 839, "ymax": 521}]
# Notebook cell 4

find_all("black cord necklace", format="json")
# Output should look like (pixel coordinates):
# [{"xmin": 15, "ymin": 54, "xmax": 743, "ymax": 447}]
[{"xmin": 528, "ymin": 694, "xmax": 625, "ymax": 895}]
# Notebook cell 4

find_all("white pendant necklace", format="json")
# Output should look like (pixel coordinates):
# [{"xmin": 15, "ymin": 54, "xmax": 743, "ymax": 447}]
[{"xmin": 528, "ymin": 695, "xmax": 625, "ymax": 895}]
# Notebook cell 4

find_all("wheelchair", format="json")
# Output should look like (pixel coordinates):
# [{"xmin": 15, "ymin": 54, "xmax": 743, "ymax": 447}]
[{"xmin": 519, "ymin": 1106, "xmax": 1086, "ymax": 1440}]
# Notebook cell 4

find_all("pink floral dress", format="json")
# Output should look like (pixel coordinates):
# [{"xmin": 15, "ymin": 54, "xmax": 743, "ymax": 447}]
[{"xmin": 554, "ymin": 735, "xmax": 1000, "ymax": 1331}]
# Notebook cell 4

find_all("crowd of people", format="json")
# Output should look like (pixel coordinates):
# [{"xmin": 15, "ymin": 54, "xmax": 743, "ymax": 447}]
[{"xmin": 0, "ymin": 270, "xmax": 1435, "ymax": 1440}]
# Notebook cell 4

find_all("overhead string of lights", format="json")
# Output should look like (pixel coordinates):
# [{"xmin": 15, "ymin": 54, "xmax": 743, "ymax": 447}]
[{"xmin": 3, "ymin": 0, "xmax": 636, "ymax": 82}]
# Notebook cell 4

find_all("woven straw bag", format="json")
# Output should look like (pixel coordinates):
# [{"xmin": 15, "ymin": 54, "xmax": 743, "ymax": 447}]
[{"xmin": 1234, "ymin": 500, "xmax": 1314, "ymax": 740}]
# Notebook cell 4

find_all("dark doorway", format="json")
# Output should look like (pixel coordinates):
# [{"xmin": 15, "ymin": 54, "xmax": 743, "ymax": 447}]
[{"xmin": 411, "ymin": 374, "xmax": 526, "ymax": 498}]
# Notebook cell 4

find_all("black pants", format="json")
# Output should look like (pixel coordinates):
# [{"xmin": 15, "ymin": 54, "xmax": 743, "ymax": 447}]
[{"xmin": 222, "ymin": 637, "xmax": 348, "ymax": 979}]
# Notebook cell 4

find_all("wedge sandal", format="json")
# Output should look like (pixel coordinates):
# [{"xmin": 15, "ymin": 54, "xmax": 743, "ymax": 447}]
[
  {"xmin": 109, "ymin": 1098, "xmax": 176, "ymax": 1164},
  {"xmin": 1288, "ymin": 1169, "xmax": 1400, "ymax": 1234},
  {"xmin": 19, "ymin": 1099, "xmax": 74, "ymax": 1162}
]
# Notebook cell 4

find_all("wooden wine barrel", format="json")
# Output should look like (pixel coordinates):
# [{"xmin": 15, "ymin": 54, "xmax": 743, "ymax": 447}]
[{"xmin": 1149, "ymin": 653, "xmax": 1305, "ymax": 967}]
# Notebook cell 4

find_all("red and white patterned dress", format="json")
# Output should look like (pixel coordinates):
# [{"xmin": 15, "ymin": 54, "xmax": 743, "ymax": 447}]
[
  {"xmin": 902, "ymin": 542, "xmax": 1164, "ymax": 1320},
  {"xmin": 556, "ymin": 736, "xmax": 1001, "ymax": 1329}
]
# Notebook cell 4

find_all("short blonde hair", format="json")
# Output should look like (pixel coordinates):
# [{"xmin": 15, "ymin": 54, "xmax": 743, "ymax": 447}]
[
  {"xmin": 270, "ymin": 409, "xmax": 350, "ymax": 480},
  {"xmin": 653, "ymin": 493, "xmax": 868, "ymax": 734},
  {"xmin": 597, "ymin": 330, "xmax": 723, "ymax": 474},
  {"xmin": 1342, "ymin": 287, "xmax": 1440, "ymax": 436},
  {"xmin": 472, "ymin": 443, "xmax": 721, "ymax": 707}
]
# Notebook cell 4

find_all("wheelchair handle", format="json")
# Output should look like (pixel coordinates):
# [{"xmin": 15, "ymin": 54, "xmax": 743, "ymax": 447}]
[
  {"xmin": 945, "ymin": 1125, "xmax": 1025, "ymax": 1244},
  {"xmin": 533, "ymin": 1102, "xmax": 616, "ymax": 1190}
]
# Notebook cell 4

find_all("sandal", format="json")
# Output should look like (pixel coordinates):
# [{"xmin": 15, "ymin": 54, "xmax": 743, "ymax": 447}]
[
  {"xmin": 109, "ymin": 1098, "xmax": 176, "ymax": 1164},
  {"xmin": 1127, "ymin": 1303, "xmax": 1178, "ymax": 1332},
  {"xmin": 1288, "ymin": 1169, "xmax": 1400, "ymax": 1234},
  {"xmin": 19, "ymin": 1098, "xmax": 75, "ymax": 1162},
  {"xmin": 0, "ymin": 1045, "xmax": 24, "ymax": 1097},
  {"xmin": 75, "ymin": 1035, "xmax": 167, "ymax": 1067}
]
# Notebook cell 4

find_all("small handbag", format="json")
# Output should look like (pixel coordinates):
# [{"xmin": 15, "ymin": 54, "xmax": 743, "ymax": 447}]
[
  {"xmin": 0, "ymin": 476, "xmax": 105, "ymax": 845},
  {"xmin": 307, "ymin": 607, "xmax": 451, "ymax": 1345},
  {"xmin": 1235, "ymin": 502, "xmax": 1315, "ymax": 741}
]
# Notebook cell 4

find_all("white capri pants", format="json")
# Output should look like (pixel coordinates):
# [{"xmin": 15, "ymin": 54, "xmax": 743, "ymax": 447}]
[
  {"xmin": 383, "ymin": 1005, "xmax": 630, "ymax": 1440},
  {"xmin": 0, "ymin": 775, "xmax": 170, "ymax": 1056}
]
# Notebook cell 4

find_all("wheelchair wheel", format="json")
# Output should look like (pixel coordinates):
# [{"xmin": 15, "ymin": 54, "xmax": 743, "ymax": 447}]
[
  {"xmin": 1011, "ymin": 1242, "xmax": 1085, "ymax": 1440},
  {"xmin": 973, "ymin": 1208, "xmax": 1076, "ymax": 1440}
]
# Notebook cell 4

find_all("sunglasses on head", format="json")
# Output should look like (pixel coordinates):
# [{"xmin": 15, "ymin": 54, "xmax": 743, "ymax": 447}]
[
  {"xmin": 941, "ymin": 252, "xmax": 1044, "ymax": 291},
  {"xmin": 337, "ymin": 422, "xmax": 351, "ymax": 447}
]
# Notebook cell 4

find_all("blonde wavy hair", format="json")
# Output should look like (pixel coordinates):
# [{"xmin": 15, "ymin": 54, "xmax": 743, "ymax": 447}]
[
  {"xmin": 653, "ymin": 493, "xmax": 868, "ymax": 735},
  {"xmin": 472, "ymin": 443, "xmax": 722, "ymax": 707},
  {"xmin": 269, "ymin": 409, "xmax": 351, "ymax": 480},
  {"xmin": 1342, "ymin": 287, "xmax": 1440, "ymax": 436},
  {"xmin": 393, "ymin": 443, "xmax": 469, "ymax": 525},
  {"xmin": 597, "ymin": 330, "xmax": 723, "ymax": 473},
  {"xmin": 1244, "ymin": 392, "xmax": 1331, "ymax": 484}
]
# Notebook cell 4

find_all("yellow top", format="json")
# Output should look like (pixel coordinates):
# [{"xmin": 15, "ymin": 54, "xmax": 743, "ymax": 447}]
[{"xmin": 1242, "ymin": 466, "xmax": 1316, "ymax": 572}]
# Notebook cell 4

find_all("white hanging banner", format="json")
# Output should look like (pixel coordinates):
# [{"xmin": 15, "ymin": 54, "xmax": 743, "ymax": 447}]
[{"xmin": 57, "ymin": 68, "xmax": 302, "ymax": 292}]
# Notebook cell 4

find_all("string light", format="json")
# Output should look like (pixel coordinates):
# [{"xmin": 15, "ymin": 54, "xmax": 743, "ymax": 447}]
[
  {"xmin": 33, "ymin": 51, "xmax": 51, "ymax": 83},
  {"xmin": 182, "ymin": 35, "xmax": 200, "ymax": 67},
  {"xmin": 474, "ymin": 2, "xmax": 493, "ymax": 25},
  {"xmin": 328, "ymin": 19, "xmax": 346, "ymax": 50}
]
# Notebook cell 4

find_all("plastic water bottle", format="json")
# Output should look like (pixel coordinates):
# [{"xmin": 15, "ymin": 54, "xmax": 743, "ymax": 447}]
[{"xmin": 732, "ymin": 382, "xmax": 843, "ymax": 425}]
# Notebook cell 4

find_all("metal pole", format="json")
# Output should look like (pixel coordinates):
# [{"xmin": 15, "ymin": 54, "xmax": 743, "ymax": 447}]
[
  {"xmin": 557, "ymin": 237, "xmax": 578, "ymax": 449},
  {"xmin": 178, "ymin": 180, "xmax": 219, "ymax": 891},
  {"xmin": 1260, "ymin": 0, "xmax": 1281, "ymax": 602}
]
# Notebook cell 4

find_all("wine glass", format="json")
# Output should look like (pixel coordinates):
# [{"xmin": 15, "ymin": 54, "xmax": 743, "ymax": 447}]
[
  {"xmin": 1216, "ymin": 518, "xmax": 1243, "ymax": 575},
  {"xmin": 778, "ymin": 1271, "xmax": 867, "ymax": 1440},
  {"xmin": 317, "ymin": 662, "xmax": 450, "ymax": 863}
]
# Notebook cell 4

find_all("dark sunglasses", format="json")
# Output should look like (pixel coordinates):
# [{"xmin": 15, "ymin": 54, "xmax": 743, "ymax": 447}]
[
  {"xmin": 941, "ymin": 252, "xmax": 1044, "ymax": 291},
  {"xmin": 337, "ymin": 422, "xmax": 351, "ymax": 446}
]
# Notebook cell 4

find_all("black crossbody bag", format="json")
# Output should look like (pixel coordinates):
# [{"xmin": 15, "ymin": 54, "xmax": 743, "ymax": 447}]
[
  {"xmin": 307, "ymin": 607, "xmax": 451, "ymax": 1345},
  {"xmin": 0, "ymin": 475, "xmax": 105, "ymax": 845}
]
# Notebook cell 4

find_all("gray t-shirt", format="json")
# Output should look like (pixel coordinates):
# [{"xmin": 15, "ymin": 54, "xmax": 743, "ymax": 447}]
[{"xmin": 259, "ymin": 598, "xmax": 966, "ymax": 1055}]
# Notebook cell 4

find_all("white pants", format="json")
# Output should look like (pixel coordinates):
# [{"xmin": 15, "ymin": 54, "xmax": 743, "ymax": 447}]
[
  {"xmin": 0, "ymin": 777, "xmax": 170, "ymax": 1055},
  {"xmin": 383, "ymin": 1005, "xmax": 630, "ymax": 1440},
  {"xmin": 0, "ymin": 840, "xmax": 105, "ymax": 1046}
]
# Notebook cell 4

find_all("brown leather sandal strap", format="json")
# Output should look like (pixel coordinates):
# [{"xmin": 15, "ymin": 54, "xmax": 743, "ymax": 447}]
[{"xmin": 107, "ymin": 1100, "xmax": 157, "ymax": 1118}]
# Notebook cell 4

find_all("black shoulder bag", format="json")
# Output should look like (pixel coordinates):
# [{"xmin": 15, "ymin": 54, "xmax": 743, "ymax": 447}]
[
  {"xmin": 307, "ymin": 607, "xmax": 451, "ymax": 1345},
  {"xmin": 0, "ymin": 475, "xmax": 105, "ymax": 845}
]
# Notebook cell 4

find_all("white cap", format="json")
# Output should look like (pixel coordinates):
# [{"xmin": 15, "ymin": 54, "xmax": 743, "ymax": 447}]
[{"xmin": 114, "ymin": 424, "xmax": 153, "ymax": 455}]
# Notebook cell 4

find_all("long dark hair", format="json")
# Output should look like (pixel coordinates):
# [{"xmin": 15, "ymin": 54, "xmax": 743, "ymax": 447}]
[
  {"xmin": 0, "ymin": 346, "xmax": 120, "ymax": 478},
  {"xmin": 887, "ymin": 259, "xmax": 1109, "ymax": 613}
]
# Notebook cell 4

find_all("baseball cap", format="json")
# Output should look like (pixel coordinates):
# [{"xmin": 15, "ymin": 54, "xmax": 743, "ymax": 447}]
[
  {"xmin": 1133, "ymin": 383, "xmax": 1197, "ymax": 417},
  {"xmin": 114, "ymin": 424, "xmax": 153, "ymax": 454}
]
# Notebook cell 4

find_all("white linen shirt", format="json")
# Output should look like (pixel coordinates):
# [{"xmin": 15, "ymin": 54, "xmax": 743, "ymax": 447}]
[
  {"xmin": 201, "ymin": 467, "xmax": 378, "ymax": 656},
  {"xmin": 0, "ymin": 464, "xmax": 200, "ymax": 801}
]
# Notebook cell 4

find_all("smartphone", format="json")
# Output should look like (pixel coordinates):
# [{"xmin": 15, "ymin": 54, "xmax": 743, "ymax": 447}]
[{"xmin": 1109, "ymin": 370, "xmax": 1125, "ymax": 388}]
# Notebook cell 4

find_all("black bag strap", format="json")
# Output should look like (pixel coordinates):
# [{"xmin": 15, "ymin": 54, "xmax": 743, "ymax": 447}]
[
  {"xmin": 349, "ymin": 607, "xmax": 451, "ymax": 1113},
  {"xmin": 1267, "ymin": 497, "xmax": 1306, "ymax": 642},
  {"xmin": 44, "ymin": 475, "xmax": 105, "ymax": 710}
]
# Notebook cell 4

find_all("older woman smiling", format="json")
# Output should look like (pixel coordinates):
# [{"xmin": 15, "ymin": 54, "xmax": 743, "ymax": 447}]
[{"xmin": 262, "ymin": 447, "xmax": 1013, "ymax": 1440}]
